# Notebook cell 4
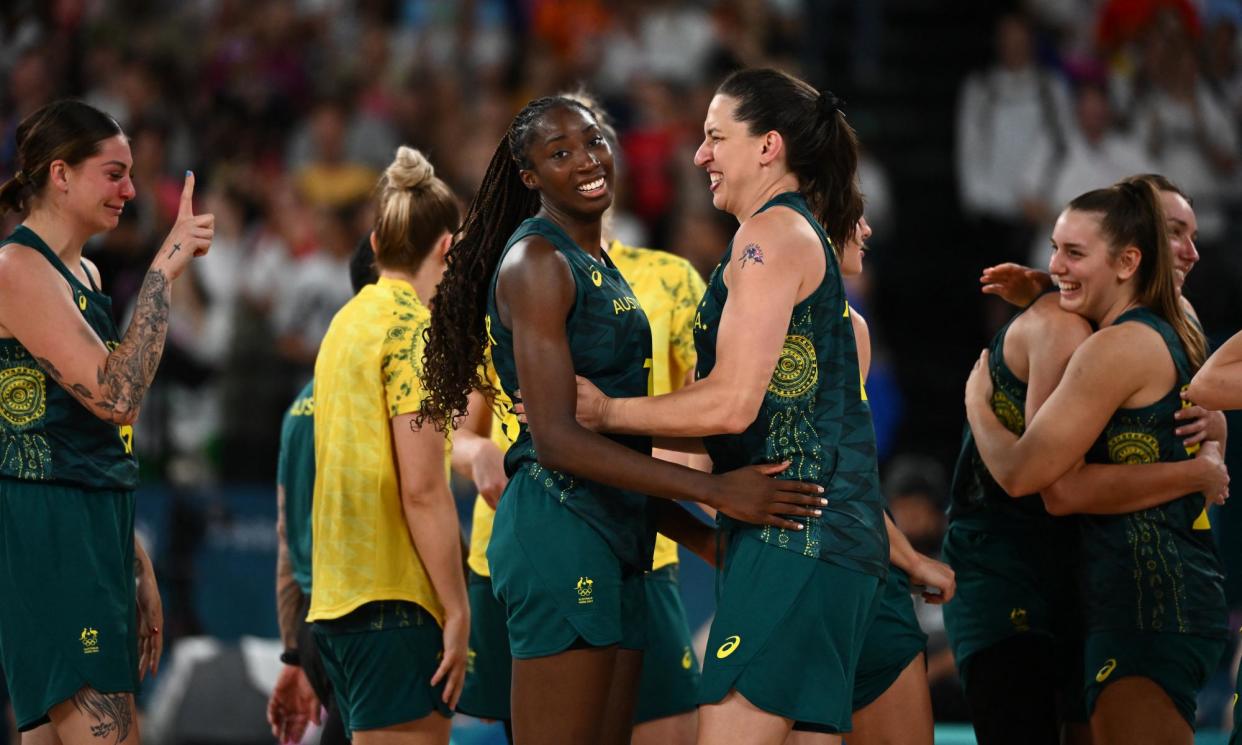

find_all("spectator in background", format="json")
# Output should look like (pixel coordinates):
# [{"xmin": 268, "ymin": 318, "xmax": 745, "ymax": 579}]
[
  {"xmin": 956, "ymin": 13, "xmax": 1074, "ymax": 265},
  {"xmin": 291, "ymin": 98, "xmax": 380, "ymax": 210},
  {"xmin": 1130, "ymin": 31, "xmax": 1238, "ymax": 242},
  {"xmin": 1018, "ymin": 79, "xmax": 1152, "ymax": 265}
]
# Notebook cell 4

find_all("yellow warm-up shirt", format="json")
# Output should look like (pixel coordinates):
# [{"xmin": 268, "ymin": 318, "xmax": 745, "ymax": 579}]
[
  {"xmin": 466, "ymin": 244, "xmax": 707, "ymax": 576},
  {"xmin": 308, "ymin": 276, "xmax": 450, "ymax": 626}
]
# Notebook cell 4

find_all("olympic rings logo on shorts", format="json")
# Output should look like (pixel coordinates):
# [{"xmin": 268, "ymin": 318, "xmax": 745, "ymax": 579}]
[{"xmin": 716, "ymin": 635, "xmax": 741, "ymax": 659}]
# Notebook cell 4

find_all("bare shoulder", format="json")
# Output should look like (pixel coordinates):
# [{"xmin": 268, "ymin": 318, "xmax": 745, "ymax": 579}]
[
  {"xmin": 849, "ymin": 306, "xmax": 868, "ymax": 335},
  {"xmin": 0, "ymin": 242, "xmax": 56, "ymax": 292},
  {"xmin": 1024, "ymin": 293, "xmax": 1091, "ymax": 336},
  {"xmin": 499, "ymin": 234, "xmax": 570, "ymax": 280},
  {"xmin": 734, "ymin": 206, "xmax": 820, "ymax": 262},
  {"xmin": 1078, "ymin": 321, "xmax": 1166, "ymax": 368}
]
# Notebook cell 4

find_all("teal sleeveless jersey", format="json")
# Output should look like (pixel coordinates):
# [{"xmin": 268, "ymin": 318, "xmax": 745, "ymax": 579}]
[
  {"xmin": 0, "ymin": 226, "xmax": 137, "ymax": 490},
  {"xmin": 693, "ymin": 192, "xmax": 887, "ymax": 578},
  {"xmin": 486, "ymin": 217, "xmax": 655, "ymax": 570},
  {"xmin": 1081, "ymin": 307, "xmax": 1226, "ymax": 637},
  {"xmin": 277, "ymin": 379, "xmax": 315, "ymax": 595},
  {"xmin": 949, "ymin": 308, "xmax": 1058, "ymax": 531}
]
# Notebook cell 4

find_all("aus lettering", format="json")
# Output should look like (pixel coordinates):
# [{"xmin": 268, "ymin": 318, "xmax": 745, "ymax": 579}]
[{"xmin": 612, "ymin": 296, "xmax": 640, "ymax": 315}]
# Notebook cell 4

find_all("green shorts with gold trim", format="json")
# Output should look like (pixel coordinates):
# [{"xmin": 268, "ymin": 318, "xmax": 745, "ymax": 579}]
[
  {"xmin": 1229, "ymin": 659, "xmax": 1242, "ymax": 745},
  {"xmin": 635, "ymin": 563, "xmax": 700, "ymax": 723},
  {"xmin": 1083, "ymin": 629, "xmax": 1225, "ymax": 728},
  {"xmin": 699, "ymin": 531, "xmax": 878, "ymax": 734},
  {"xmin": 488, "ymin": 477, "xmax": 646, "ymax": 659},
  {"xmin": 457, "ymin": 571, "xmax": 511, "ymax": 721},
  {"xmin": 852, "ymin": 565, "xmax": 927, "ymax": 711},
  {"xmin": 312, "ymin": 601, "xmax": 452, "ymax": 735},
  {"xmin": 0, "ymin": 480, "xmax": 138, "ymax": 731}
]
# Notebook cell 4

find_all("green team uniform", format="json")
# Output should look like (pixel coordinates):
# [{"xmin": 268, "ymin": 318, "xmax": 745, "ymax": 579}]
[
  {"xmin": 851, "ymin": 563, "xmax": 927, "ymax": 711},
  {"xmin": 1079, "ymin": 307, "xmax": 1226, "ymax": 727},
  {"xmin": 694, "ymin": 192, "xmax": 888, "ymax": 733},
  {"xmin": 485, "ymin": 217, "xmax": 655, "ymax": 658},
  {"xmin": 943, "ymin": 308, "xmax": 1086, "ymax": 719},
  {"xmin": 278, "ymin": 380, "xmax": 315, "ymax": 596},
  {"xmin": 0, "ymin": 226, "xmax": 140, "ymax": 731}
]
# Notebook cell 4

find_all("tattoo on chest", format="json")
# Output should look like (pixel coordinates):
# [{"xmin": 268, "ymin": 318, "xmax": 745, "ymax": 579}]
[{"xmin": 739, "ymin": 243, "xmax": 765, "ymax": 268}]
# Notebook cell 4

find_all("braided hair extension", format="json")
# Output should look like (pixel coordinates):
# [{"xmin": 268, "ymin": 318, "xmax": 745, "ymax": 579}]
[{"xmin": 420, "ymin": 96, "xmax": 595, "ymax": 431}]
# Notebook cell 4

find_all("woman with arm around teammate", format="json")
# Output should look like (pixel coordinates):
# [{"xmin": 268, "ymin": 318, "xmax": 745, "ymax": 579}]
[
  {"xmin": 306, "ymin": 147, "xmax": 467, "ymax": 745},
  {"xmin": 0, "ymin": 100, "xmax": 211, "ymax": 744},
  {"xmin": 571, "ymin": 68, "xmax": 889, "ymax": 744},
  {"xmin": 965, "ymin": 178, "xmax": 1227, "ymax": 745},
  {"xmin": 419, "ymin": 95, "xmax": 825, "ymax": 745}
]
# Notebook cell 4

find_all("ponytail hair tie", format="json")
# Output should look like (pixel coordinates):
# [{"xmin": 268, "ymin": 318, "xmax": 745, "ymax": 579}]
[
  {"xmin": 816, "ymin": 90, "xmax": 842, "ymax": 120},
  {"xmin": 13, "ymin": 171, "xmax": 27, "ymax": 186}
]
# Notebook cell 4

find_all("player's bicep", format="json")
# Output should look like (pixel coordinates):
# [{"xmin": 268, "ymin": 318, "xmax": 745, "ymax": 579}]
[
  {"xmin": 0, "ymin": 251, "xmax": 110, "ymax": 405},
  {"xmin": 391, "ymin": 413, "xmax": 450, "ymax": 498},
  {"xmin": 713, "ymin": 229, "xmax": 803, "ymax": 394}
]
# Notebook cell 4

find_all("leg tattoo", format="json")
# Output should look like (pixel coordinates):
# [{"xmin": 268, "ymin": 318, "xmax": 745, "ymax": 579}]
[{"xmin": 72, "ymin": 688, "xmax": 133, "ymax": 744}]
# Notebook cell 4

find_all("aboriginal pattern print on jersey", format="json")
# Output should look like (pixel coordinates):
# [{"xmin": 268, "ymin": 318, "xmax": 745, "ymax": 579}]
[
  {"xmin": 1081, "ymin": 307, "xmax": 1226, "ymax": 638},
  {"xmin": 692, "ymin": 192, "xmax": 887, "ymax": 578}
]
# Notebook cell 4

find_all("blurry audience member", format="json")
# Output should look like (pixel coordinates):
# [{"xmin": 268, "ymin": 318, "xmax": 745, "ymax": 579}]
[
  {"xmin": 956, "ymin": 13, "xmax": 1074, "ymax": 263},
  {"xmin": 291, "ymin": 98, "xmax": 379, "ymax": 210},
  {"xmin": 1019, "ymin": 80, "xmax": 1152, "ymax": 264}
]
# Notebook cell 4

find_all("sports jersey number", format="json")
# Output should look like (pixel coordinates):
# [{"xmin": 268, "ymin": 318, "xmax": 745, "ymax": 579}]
[
  {"xmin": 119, "ymin": 425, "xmax": 134, "ymax": 455},
  {"xmin": 644, "ymin": 358, "xmax": 654, "ymax": 396}
]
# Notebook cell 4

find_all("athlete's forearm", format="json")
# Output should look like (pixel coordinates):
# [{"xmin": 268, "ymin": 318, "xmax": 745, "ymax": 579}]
[
  {"xmin": 95, "ymin": 268, "xmax": 171, "ymax": 425},
  {"xmin": 603, "ymin": 375, "xmax": 760, "ymax": 437},
  {"xmin": 1041, "ymin": 459, "xmax": 1209, "ymax": 516},
  {"xmin": 274, "ymin": 485, "xmax": 303, "ymax": 649},
  {"xmin": 650, "ymin": 500, "xmax": 716, "ymax": 566},
  {"xmin": 401, "ymin": 486, "xmax": 469, "ymax": 621},
  {"xmin": 885, "ymin": 514, "xmax": 919, "ymax": 573}
]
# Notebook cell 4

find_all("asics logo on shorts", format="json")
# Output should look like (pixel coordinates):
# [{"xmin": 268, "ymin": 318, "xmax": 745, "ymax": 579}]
[
  {"xmin": 1095, "ymin": 658, "xmax": 1117, "ymax": 682},
  {"xmin": 716, "ymin": 635, "xmax": 741, "ymax": 659}
]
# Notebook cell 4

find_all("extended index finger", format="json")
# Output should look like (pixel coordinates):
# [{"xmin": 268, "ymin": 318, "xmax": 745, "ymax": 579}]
[{"xmin": 179, "ymin": 171, "xmax": 195, "ymax": 218}]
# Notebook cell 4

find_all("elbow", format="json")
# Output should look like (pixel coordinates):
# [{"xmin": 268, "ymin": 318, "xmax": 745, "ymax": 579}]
[
  {"xmin": 717, "ymin": 393, "xmax": 763, "ymax": 435},
  {"xmin": 105, "ymin": 405, "xmax": 140, "ymax": 427},
  {"xmin": 400, "ymin": 478, "xmax": 448, "ymax": 510},
  {"xmin": 994, "ymin": 469, "xmax": 1041, "ymax": 500},
  {"xmin": 1040, "ymin": 488, "xmax": 1073, "ymax": 517}
]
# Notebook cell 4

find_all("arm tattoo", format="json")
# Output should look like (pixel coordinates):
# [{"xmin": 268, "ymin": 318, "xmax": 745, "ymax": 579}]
[
  {"xmin": 739, "ymin": 243, "xmax": 765, "ymax": 268},
  {"xmin": 168, "ymin": 242, "xmax": 182, "ymax": 259},
  {"xmin": 95, "ymin": 269, "xmax": 171, "ymax": 419},
  {"xmin": 72, "ymin": 688, "xmax": 133, "ymax": 743},
  {"xmin": 33, "ymin": 356, "xmax": 95, "ymax": 402}
]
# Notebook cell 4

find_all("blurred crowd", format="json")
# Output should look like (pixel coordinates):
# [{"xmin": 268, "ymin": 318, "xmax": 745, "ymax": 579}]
[
  {"xmin": 3, "ymin": 0, "xmax": 1242, "ymax": 737},
  {"xmin": 958, "ymin": 0, "xmax": 1242, "ymax": 292}
]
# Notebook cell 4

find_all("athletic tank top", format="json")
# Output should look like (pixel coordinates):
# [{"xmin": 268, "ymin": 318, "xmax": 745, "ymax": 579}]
[
  {"xmin": 949, "ymin": 308, "xmax": 1058, "ymax": 531},
  {"xmin": 0, "ymin": 226, "xmax": 137, "ymax": 489},
  {"xmin": 1081, "ymin": 306, "xmax": 1226, "ymax": 636},
  {"xmin": 693, "ymin": 192, "xmax": 888, "ymax": 578},
  {"xmin": 486, "ymin": 217, "xmax": 655, "ymax": 571}
]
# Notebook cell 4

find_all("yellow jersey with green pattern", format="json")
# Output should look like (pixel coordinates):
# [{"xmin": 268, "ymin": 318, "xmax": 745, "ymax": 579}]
[
  {"xmin": 486, "ymin": 217, "xmax": 655, "ymax": 572},
  {"xmin": 0, "ymin": 226, "xmax": 137, "ymax": 489},
  {"xmin": 949, "ymin": 308, "xmax": 1056, "ymax": 532},
  {"xmin": 308, "ymin": 277, "xmax": 451, "ymax": 627},
  {"xmin": 693, "ymin": 192, "xmax": 887, "ymax": 577},
  {"xmin": 466, "ymin": 360, "xmax": 516, "ymax": 578},
  {"xmin": 609, "ymin": 242, "xmax": 707, "ymax": 571},
  {"xmin": 1081, "ymin": 306, "xmax": 1226, "ymax": 637}
]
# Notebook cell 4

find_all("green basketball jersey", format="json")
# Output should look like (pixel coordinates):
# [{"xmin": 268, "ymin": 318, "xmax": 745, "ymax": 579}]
[
  {"xmin": 278, "ymin": 378, "xmax": 315, "ymax": 595},
  {"xmin": 693, "ymin": 192, "xmax": 887, "ymax": 578},
  {"xmin": 486, "ymin": 217, "xmax": 655, "ymax": 571},
  {"xmin": 949, "ymin": 308, "xmax": 1058, "ymax": 532},
  {"xmin": 1081, "ymin": 307, "xmax": 1226, "ymax": 637},
  {"xmin": 0, "ymin": 226, "xmax": 137, "ymax": 489}
]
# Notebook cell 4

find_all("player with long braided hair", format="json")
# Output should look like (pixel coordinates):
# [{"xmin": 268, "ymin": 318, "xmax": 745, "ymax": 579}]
[{"xmin": 421, "ymin": 95, "xmax": 826, "ymax": 745}]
